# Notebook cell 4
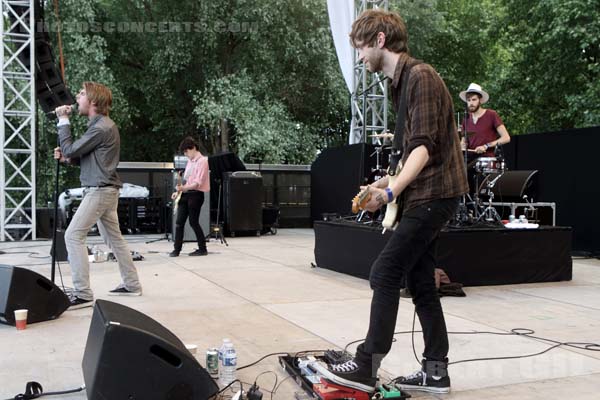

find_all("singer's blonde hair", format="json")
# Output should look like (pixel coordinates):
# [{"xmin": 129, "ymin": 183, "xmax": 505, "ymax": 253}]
[{"xmin": 83, "ymin": 81, "xmax": 112, "ymax": 115}]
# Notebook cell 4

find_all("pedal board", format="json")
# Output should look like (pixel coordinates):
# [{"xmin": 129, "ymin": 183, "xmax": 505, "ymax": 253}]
[{"xmin": 279, "ymin": 354, "xmax": 411, "ymax": 400}]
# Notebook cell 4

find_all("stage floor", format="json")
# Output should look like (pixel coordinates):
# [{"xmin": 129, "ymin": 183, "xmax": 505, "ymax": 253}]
[{"xmin": 1, "ymin": 230, "xmax": 600, "ymax": 399}]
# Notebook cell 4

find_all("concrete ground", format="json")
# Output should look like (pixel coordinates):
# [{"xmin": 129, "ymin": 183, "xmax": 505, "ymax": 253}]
[{"xmin": 1, "ymin": 229, "xmax": 599, "ymax": 399}]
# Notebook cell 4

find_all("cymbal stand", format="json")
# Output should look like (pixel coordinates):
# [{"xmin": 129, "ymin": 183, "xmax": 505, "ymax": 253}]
[
  {"xmin": 370, "ymin": 146, "xmax": 384, "ymax": 172},
  {"xmin": 476, "ymin": 172, "xmax": 504, "ymax": 223}
]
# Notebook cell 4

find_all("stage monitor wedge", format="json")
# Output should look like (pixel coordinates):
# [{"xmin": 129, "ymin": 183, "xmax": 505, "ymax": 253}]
[
  {"xmin": 0, "ymin": 265, "xmax": 70, "ymax": 325},
  {"xmin": 83, "ymin": 300, "xmax": 218, "ymax": 400}
]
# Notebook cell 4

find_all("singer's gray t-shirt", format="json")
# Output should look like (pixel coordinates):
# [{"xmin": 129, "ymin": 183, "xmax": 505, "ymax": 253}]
[{"xmin": 58, "ymin": 115, "xmax": 123, "ymax": 188}]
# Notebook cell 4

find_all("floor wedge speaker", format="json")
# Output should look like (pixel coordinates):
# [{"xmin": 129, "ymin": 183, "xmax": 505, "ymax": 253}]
[
  {"xmin": 0, "ymin": 265, "xmax": 70, "ymax": 325},
  {"xmin": 83, "ymin": 300, "xmax": 218, "ymax": 400}
]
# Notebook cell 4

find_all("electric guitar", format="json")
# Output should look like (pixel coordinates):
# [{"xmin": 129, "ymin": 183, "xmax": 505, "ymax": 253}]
[
  {"xmin": 381, "ymin": 161, "xmax": 403, "ymax": 231},
  {"xmin": 351, "ymin": 187, "xmax": 372, "ymax": 214},
  {"xmin": 172, "ymin": 171, "xmax": 183, "ymax": 215}
]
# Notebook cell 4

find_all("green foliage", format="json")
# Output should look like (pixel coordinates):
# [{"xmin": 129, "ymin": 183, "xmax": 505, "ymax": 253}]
[
  {"xmin": 33, "ymin": 0, "xmax": 600, "ymax": 196},
  {"xmin": 391, "ymin": 0, "xmax": 499, "ymax": 111},
  {"xmin": 88, "ymin": 0, "xmax": 347, "ymax": 162},
  {"xmin": 491, "ymin": 0, "xmax": 600, "ymax": 133},
  {"xmin": 194, "ymin": 72, "xmax": 318, "ymax": 164}
]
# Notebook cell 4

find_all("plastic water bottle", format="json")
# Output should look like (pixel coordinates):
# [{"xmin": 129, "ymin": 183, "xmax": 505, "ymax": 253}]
[
  {"xmin": 219, "ymin": 341, "xmax": 237, "ymax": 387},
  {"xmin": 218, "ymin": 338, "xmax": 231, "ymax": 363}
]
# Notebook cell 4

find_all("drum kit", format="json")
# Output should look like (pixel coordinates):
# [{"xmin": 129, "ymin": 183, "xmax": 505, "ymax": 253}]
[
  {"xmin": 358, "ymin": 130, "xmax": 506, "ymax": 226},
  {"xmin": 471, "ymin": 155, "xmax": 506, "ymax": 224},
  {"xmin": 452, "ymin": 146, "xmax": 507, "ymax": 226},
  {"xmin": 367, "ymin": 132, "xmax": 392, "ymax": 184}
]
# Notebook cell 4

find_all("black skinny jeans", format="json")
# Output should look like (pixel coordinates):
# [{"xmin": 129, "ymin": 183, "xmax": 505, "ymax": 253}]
[
  {"xmin": 356, "ymin": 197, "xmax": 460, "ymax": 374},
  {"xmin": 174, "ymin": 191, "xmax": 207, "ymax": 252}
]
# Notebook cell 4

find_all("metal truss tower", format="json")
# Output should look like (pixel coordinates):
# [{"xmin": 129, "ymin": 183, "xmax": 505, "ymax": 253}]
[
  {"xmin": 1, "ymin": 0, "xmax": 37, "ymax": 240},
  {"xmin": 349, "ymin": 0, "xmax": 389, "ymax": 144}
]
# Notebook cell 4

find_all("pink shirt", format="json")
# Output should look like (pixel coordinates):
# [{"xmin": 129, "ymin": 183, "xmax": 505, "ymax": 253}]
[{"xmin": 183, "ymin": 154, "xmax": 210, "ymax": 192}]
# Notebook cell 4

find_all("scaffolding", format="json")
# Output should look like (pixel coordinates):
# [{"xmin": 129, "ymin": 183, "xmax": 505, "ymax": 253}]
[
  {"xmin": 349, "ymin": 0, "xmax": 389, "ymax": 144},
  {"xmin": 0, "ymin": 0, "xmax": 37, "ymax": 240}
]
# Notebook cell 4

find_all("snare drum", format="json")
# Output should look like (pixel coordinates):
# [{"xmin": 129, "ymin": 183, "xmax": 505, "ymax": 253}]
[{"xmin": 475, "ymin": 157, "xmax": 505, "ymax": 174}]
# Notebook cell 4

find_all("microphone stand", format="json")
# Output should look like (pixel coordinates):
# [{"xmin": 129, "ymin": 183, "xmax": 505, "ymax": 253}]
[
  {"xmin": 452, "ymin": 105, "xmax": 473, "ymax": 226},
  {"xmin": 50, "ymin": 141, "xmax": 61, "ymax": 283},
  {"xmin": 48, "ymin": 102, "xmax": 78, "ymax": 283}
]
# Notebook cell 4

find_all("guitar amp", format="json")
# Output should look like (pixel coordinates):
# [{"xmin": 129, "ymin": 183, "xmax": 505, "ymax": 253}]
[{"xmin": 223, "ymin": 172, "xmax": 263, "ymax": 236}]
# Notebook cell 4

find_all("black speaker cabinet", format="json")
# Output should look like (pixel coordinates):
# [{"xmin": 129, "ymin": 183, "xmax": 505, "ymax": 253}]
[
  {"xmin": 223, "ymin": 172, "xmax": 263, "ymax": 236},
  {"xmin": 83, "ymin": 300, "xmax": 218, "ymax": 400},
  {"xmin": 0, "ymin": 265, "xmax": 70, "ymax": 325}
]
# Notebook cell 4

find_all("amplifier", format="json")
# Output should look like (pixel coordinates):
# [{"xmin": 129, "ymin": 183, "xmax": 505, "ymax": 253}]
[{"xmin": 223, "ymin": 172, "xmax": 263, "ymax": 236}]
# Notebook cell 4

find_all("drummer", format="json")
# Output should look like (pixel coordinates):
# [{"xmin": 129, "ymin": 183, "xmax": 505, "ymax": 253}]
[{"xmin": 460, "ymin": 82, "xmax": 511, "ymax": 158}]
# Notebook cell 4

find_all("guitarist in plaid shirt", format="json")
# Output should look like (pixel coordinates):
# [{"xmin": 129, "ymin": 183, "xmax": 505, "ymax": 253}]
[{"xmin": 315, "ymin": 9, "xmax": 468, "ymax": 394}]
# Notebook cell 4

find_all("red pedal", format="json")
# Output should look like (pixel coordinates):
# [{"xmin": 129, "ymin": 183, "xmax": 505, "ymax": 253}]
[{"xmin": 313, "ymin": 378, "xmax": 371, "ymax": 400}]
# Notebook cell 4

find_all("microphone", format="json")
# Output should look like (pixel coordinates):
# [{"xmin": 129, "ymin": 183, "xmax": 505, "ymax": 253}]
[{"xmin": 47, "ymin": 103, "xmax": 78, "ymax": 116}]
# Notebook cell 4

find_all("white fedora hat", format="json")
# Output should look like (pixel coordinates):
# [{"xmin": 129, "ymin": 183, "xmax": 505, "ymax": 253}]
[{"xmin": 460, "ymin": 82, "xmax": 489, "ymax": 104}]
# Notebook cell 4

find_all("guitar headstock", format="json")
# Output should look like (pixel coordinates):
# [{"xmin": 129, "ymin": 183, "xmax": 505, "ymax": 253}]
[{"xmin": 351, "ymin": 187, "xmax": 371, "ymax": 213}]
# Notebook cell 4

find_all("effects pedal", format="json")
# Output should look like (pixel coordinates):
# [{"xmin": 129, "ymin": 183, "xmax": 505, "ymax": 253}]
[
  {"xmin": 373, "ymin": 384, "xmax": 409, "ymax": 399},
  {"xmin": 313, "ymin": 378, "xmax": 371, "ymax": 400},
  {"xmin": 323, "ymin": 349, "xmax": 353, "ymax": 365}
]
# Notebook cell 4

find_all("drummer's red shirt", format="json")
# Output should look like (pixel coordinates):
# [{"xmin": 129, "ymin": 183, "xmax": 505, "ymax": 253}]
[{"xmin": 462, "ymin": 109, "xmax": 504, "ymax": 157}]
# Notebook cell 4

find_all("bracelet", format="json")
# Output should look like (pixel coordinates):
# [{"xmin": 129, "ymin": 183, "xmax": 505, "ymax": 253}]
[{"xmin": 385, "ymin": 187, "xmax": 394, "ymax": 203}]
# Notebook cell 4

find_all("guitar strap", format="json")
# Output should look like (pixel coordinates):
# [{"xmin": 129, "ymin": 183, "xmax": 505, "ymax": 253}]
[{"xmin": 389, "ymin": 60, "xmax": 422, "ymax": 176}]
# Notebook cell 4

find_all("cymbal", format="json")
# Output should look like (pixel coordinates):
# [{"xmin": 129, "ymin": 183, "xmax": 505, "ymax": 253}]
[{"xmin": 368, "ymin": 132, "xmax": 394, "ymax": 139}]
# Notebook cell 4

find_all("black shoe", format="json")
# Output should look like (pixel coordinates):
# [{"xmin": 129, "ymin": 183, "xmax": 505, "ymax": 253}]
[
  {"xmin": 108, "ymin": 285, "xmax": 142, "ymax": 296},
  {"xmin": 311, "ymin": 360, "xmax": 376, "ymax": 393},
  {"xmin": 169, "ymin": 250, "xmax": 180, "ymax": 257},
  {"xmin": 394, "ymin": 370, "xmax": 450, "ymax": 394},
  {"xmin": 68, "ymin": 296, "xmax": 94, "ymax": 310},
  {"xmin": 188, "ymin": 249, "xmax": 208, "ymax": 256}
]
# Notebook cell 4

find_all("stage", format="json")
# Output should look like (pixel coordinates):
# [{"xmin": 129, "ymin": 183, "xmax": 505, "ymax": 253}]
[
  {"xmin": 314, "ymin": 220, "xmax": 572, "ymax": 286},
  {"xmin": 1, "ymin": 230, "xmax": 599, "ymax": 400}
]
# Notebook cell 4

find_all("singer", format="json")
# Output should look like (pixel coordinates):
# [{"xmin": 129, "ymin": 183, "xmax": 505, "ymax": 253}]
[{"xmin": 53, "ymin": 82, "xmax": 142, "ymax": 310}]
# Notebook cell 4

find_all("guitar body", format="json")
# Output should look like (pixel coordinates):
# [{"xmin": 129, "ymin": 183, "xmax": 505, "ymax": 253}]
[
  {"xmin": 173, "ymin": 192, "xmax": 182, "ymax": 215},
  {"xmin": 382, "ymin": 162, "xmax": 403, "ymax": 231}
]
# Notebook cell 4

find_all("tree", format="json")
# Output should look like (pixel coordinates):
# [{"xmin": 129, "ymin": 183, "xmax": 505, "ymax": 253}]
[
  {"xmin": 96, "ymin": 0, "xmax": 348, "ymax": 162},
  {"xmin": 491, "ymin": 0, "xmax": 600, "ymax": 133}
]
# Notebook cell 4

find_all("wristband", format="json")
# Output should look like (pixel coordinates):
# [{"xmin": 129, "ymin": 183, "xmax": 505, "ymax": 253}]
[{"xmin": 385, "ymin": 187, "xmax": 394, "ymax": 203}]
